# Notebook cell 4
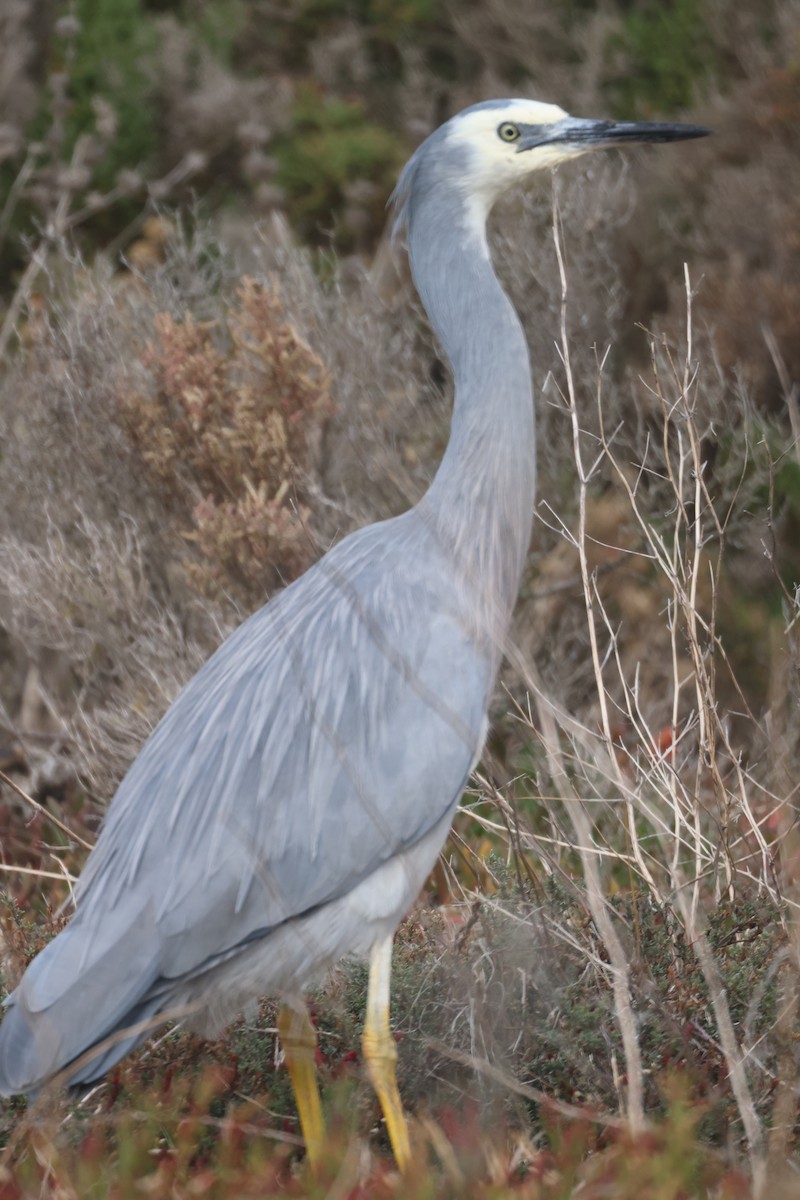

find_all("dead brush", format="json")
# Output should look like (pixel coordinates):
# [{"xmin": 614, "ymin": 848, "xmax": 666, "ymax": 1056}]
[
  {"xmin": 450, "ymin": 191, "xmax": 800, "ymax": 1196},
  {"xmin": 118, "ymin": 276, "xmax": 333, "ymax": 605}
]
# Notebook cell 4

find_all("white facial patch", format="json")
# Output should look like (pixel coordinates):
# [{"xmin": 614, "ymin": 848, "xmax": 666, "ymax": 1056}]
[
  {"xmin": 447, "ymin": 98, "xmax": 569, "ymax": 145},
  {"xmin": 444, "ymin": 99, "xmax": 577, "ymax": 231}
]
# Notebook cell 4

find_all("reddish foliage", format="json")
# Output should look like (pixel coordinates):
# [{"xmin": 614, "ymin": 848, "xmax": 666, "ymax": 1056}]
[{"xmin": 118, "ymin": 277, "xmax": 333, "ymax": 606}]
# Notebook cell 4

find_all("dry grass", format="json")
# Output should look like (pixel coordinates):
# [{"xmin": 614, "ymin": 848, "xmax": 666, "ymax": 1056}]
[{"xmin": 426, "ymin": 193, "xmax": 800, "ymax": 1194}]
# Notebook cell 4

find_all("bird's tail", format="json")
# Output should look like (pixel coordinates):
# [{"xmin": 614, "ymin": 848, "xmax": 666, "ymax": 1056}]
[{"xmin": 0, "ymin": 901, "xmax": 163, "ymax": 1096}]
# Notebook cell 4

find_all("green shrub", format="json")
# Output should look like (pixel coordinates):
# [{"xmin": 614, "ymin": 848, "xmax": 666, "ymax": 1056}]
[
  {"xmin": 605, "ymin": 0, "xmax": 718, "ymax": 116},
  {"xmin": 273, "ymin": 85, "xmax": 407, "ymax": 245},
  {"xmin": 62, "ymin": 0, "xmax": 160, "ymax": 187}
]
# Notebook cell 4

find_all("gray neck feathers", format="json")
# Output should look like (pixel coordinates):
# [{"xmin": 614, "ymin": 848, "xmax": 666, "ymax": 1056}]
[{"xmin": 405, "ymin": 166, "xmax": 536, "ymax": 655}]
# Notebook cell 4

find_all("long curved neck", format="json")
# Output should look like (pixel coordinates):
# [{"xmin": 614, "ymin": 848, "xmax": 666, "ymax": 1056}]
[{"xmin": 408, "ymin": 185, "xmax": 536, "ymax": 651}]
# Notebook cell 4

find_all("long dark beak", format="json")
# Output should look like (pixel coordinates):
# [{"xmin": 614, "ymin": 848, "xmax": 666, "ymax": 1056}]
[{"xmin": 518, "ymin": 116, "xmax": 711, "ymax": 152}]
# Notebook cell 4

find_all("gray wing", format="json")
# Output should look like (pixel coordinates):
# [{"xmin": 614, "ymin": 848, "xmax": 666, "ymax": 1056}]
[
  {"xmin": 91, "ymin": 513, "xmax": 488, "ymax": 934},
  {"xmin": 0, "ymin": 511, "xmax": 490, "ymax": 1090}
]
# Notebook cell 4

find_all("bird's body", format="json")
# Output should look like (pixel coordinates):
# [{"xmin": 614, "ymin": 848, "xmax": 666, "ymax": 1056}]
[
  {"xmin": 0, "ymin": 98, "xmax": 706, "ymax": 1166},
  {"xmin": 4, "ymin": 512, "xmax": 491, "ymax": 1081}
]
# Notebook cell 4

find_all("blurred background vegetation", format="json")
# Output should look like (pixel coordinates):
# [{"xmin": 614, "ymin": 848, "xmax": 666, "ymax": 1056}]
[{"xmin": 0, "ymin": 0, "xmax": 799, "ymax": 1195}]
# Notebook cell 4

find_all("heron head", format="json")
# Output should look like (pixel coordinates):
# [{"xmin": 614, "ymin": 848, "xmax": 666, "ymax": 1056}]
[
  {"xmin": 448, "ymin": 98, "xmax": 709, "ymax": 202},
  {"xmin": 392, "ymin": 98, "xmax": 709, "ymax": 236}
]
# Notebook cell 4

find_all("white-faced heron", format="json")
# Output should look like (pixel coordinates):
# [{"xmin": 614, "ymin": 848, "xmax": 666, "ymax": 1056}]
[{"xmin": 0, "ymin": 99, "xmax": 707, "ymax": 1168}]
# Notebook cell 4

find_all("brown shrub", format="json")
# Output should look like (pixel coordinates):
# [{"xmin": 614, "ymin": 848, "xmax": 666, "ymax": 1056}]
[
  {"xmin": 118, "ymin": 277, "xmax": 333, "ymax": 604},
  {"xmin": 0, "ymin": 234, "xmax": 340, "ymax": 796}
]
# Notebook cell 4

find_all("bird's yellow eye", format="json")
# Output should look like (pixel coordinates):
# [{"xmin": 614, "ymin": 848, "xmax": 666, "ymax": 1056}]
[{"xmin": 497, "ymin": 122, "xmax": 520, "ymax": 143}]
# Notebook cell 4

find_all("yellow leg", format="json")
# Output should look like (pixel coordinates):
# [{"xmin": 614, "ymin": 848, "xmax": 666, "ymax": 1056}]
[
  {"xmin": 277, "ymin": 1000, "xmax": 324, "ymax": 1169},
  {"xmin": 362, "ymin": 936, "xmax": 412, "ymax": 1172}
]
